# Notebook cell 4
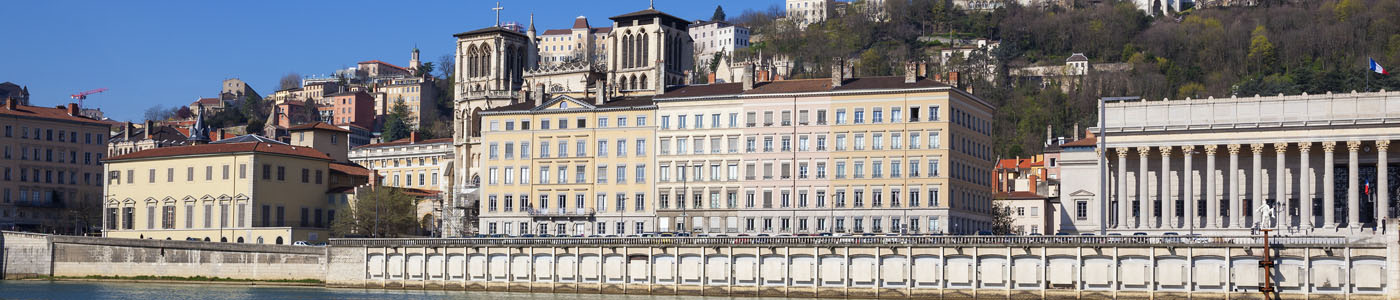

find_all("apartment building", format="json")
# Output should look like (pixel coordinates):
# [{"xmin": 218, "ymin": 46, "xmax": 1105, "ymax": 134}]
[
  {"xmin": 0, "ymin": 100, "xmax": 110, "ymax": 233},
  {"xmin": 476, "ymin": 94, "xmax": 658, "ymax": 236}
]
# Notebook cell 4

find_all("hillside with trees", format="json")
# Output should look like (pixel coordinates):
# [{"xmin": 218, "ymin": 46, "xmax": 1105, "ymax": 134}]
[{"xmin": 733, "ymin": 0, "xmax": 1400, "ymax": 157}]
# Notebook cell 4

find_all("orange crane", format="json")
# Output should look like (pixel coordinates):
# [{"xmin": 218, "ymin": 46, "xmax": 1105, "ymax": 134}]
[{"xmin": 70, "ymin": 88, "xmax": 108, "ymax": 108}]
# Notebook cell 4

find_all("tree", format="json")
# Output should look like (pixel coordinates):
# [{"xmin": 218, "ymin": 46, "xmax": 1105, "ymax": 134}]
[
  {"xmin": 712, "ymin": 5, "xmax": 727, "ymax": 22},
  {"xmin": 331, "ymin": 187, "xmax": 420, "ymax": 238},
  {"xmin": 437, "ymin": 54, "xmax": 455, "ymax": 80},
  {"xmin": 144, "ymin": 104, "xmax": 173, "ymax": 121},
  {"xmin": 279, "ymin": 73, "xmax": 302, "ymax": 90},
  {"xmin": 991, "ymin": 201, "xmax": 1015, "ymax": 235},
  {"xmin": 174, "ymin": 106, "xmax": 193, "ymax": 120},
  {"xmin": 1248, "ymin": 25, "xmax": 1276, "ymax": 74},
  {"xmin": 381, "ymin": 99, "xmax": 414, "ymax": 141},
  {"xmin": 415, "ymin": 62, "xmax": 436, "ymax": 78}
]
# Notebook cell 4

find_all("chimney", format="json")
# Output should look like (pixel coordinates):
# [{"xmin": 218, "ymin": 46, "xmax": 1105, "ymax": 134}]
[
  {"xmin": 143, "ymin": 120, "xmax": 153, "ymax": 140},
  {"xmin": 903, "ymin": 61, "xmax": 918, "ymax": 84},
  {"xmin": 533, "ymin": 83, "xmax": 546, "ymax": 107},
  {"xmin": 215, "ymin": 128, "xmax": 225, "ymax": 141},
  {"xmin": 595, "ymin": 80, "xmax": 607, "ymax": 105},
  {"xmin": 741, "ymin": 62, "xmax": 756, "ymax": 91},
  {"xmin": 1073, "ymin": 123, "xmax": 1080, "ymax": 140},
  {"xmin": 948, "ymin": 72, "xmax": 960, "ymax": 88},
  {"xmin": 1028, "ymin": 175, "xmax": 1039, "ymax": 194},
  {"xmin": 654, "ymin": 63, "xmax": 666, "ymax": 95},
  {"xmin": 123, "ymin": 121, "xmax": 132, "ymax": 140},
  {"xmin": 3, "ymin": 98, "xmax": 12, "ymax": 110},
  {"xmin": 410, "ymin": 131, "xmax": 419, "ymax": 144},
  {"xmin": 831, "ymin": 58, "xmax": 845, "ymax": 87},
  {"xmin": 66, "ymin": 103, "xmax": 79, "ymax": 116},
  {"xmin": 918, "ymin": 61, "xmax": 928, "ymax": 77}
]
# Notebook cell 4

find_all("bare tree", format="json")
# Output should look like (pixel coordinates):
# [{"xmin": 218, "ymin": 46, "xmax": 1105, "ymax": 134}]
[
  {"xmin": 144, "ymin": 104, "xmax": 173, "ymax": 121},
  {"xmin": 437, "ymin": 54, "xmax": 455, "ymax": 79},
  {"xmin": 279, "ymin": 73, "xmax": 302, "ymax": 90}
]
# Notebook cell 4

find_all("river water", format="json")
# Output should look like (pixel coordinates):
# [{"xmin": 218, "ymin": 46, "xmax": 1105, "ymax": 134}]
[{"xmin": 0, "ymin": 280, "xmax": 758, "ymax": 300}]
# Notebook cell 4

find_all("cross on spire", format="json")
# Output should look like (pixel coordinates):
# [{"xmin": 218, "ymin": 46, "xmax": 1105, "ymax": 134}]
[{"xmin": 492, "ymin": 1, "xmax": 504, "ymax": 27}]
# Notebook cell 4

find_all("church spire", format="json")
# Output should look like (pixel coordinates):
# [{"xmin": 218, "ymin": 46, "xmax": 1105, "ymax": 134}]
[{"xmin": 188, "ymin": 103, "xmax": 211, "ymax": 144}]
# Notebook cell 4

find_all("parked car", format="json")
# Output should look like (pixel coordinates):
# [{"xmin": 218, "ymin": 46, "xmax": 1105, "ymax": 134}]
[{"xmin": 292, "ymin": 241, "xmax": 310, "ymax": 246}]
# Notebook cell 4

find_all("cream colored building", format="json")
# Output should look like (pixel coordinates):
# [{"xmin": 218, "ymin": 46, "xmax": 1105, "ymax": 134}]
[
  {"xmin": 785, "ymin": 0, "xmax": 835, "ymax": 29},
  {"xmin": 349, "ymin": 133, "xmax": 466, "ymax": 235},
  {"xmin": 477, "ymin": 94, "xmax": 658, "ymax": 236},
  {"xmin": 0, "ymin": 101, "xmax": 110, "ymax": 233},
  {"xmin": 652, "ymin": 63, "xmax": 997, "ymax": 235},
  {"xmin": 1060, "ymin": 91, "xmax": 1400, "ymax": 235},
  {"xmin": 101, "ymin": 125, "xmax": 369, "ymax": 244},
  {"xmin": 373, "ymin": 77, "xmax": 439, "ymax": 129}
]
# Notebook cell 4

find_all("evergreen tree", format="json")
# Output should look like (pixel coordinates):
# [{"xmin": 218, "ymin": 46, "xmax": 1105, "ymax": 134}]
[
  {"xmin": 712, "ymin": 5, "xmax": 726, "ymax": 22},
  {"xmin": 381, "ymin": 99, "xmax": 414, "ymax": 141},
  {"xmin": 331, "ymin": 187, "xmax": 420, "ymax": 238}
]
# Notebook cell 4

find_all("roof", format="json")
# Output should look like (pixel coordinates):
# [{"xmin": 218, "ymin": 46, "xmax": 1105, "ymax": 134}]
[
  {"xmin": 610, "ymin": 8, "xmax": 687, "ymax": 24},
  {"xmin": 352, "ymin": 136, "xmax": 453, "ymax": 150},
  {"xmin": 1067, "ymin": 53, "xmax": 1089, "ymax": 62},
  {"xmin": 325, "ymin": 91, "xmax": 367, "ymax": 98},
  {"xmin": 592, "ymin": 27, "xmax": 612, "ymax": 34},
  {"xmin": 453, "ymin": 26, "xmax": 528, "ymax": 39},
  {"xmin": 173, "ymin": 127, "xmax": 236, "ymax": 141},
  {"xmin": 193, "ymin": 97, "xmax": 223, "ymax": 106},
  {"xmin": 357, "ymin": 60, "xmax": 410, "ymax": 73},
  {"xmin": 287, "ymin": 121, "xmax": 353, "ymax": 133},
  {"xmin": 689, "ymin": 20, "xmax": 733, "ymax": 28},
  {"xmin": 481, "ymin": 95, "xmax": 655, "ymax": 113},
  {"xmin": 105, "ymin": 142, "xmax": 331, "ymax": 162},
  {"xmin": 995, "ymin": 191, "xmax": 1049, "ymax": 200},
  {"xmin": 996, "ymin": 158, "xmax": 1044, "ymax": 170},
  {"xmin": 0, "ymin": 102, "xmax": 108, "ymax": 125},
  {"xmin": 1059, "ymin": 136, "xmax": 1097, "ymax": 147},
  {"xmin": 655, "ymin": 77, "xmax": 952, "ymax": 100},
  {"xmin": 211, "ymin": 134, "xmax": 288, "ymax": 145},
  {"xmin": 572, "ymin": 16, "xmax": 590, "ymax": 29},
  {"xmin": 111, "ymin": 125, "xmax": 188, "ymax": 142},
  {"xmin": 388, "ymin": 187, "xmax": 441, "ymax": 197},
  {"xmin": 541, "ymin": 29, "xmax": 572, "ymax": 35},
  {"xmin": 329, "ymin": 162, "xmax": 371, "ymax": 177}
]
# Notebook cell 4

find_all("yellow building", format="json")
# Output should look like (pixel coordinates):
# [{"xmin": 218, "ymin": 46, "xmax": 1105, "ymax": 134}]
[
  {"xmin": 101, "ymin": 125, "xmax": 369, "ymax": 244},
  {"xmin": 349, "ymin": 133, "xmax": 466, "ymax": 235},
  {"xmin": 477, "ymin": 94, "xmax": 657, "ymax": 236},
  {"xmin": 0, "ymin": 100, "xmax": 110, "ymax": 233}
]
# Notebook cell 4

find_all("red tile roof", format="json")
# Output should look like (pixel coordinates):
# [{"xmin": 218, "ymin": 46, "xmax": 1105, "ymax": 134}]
[
  {"xmin": 0, "ymin": 103, "xmax": 108, "ymax": 125},
  {"xmin": 996, "ymin": 158, "xmax": 1044, "ymax": 170},
  {"xmin": 329, "ymin": 162, "xmax": 371, "ymax": 177},
  {"xmin": 287, "ymin": 121, "xmax": 352, "ymax": 133},
  {"xmin": 357, "ymin": 60, "xmax": 410, "ymax": 72},
  {"xmin": 1059, "ymin": 136, "xmax": 1097, "ymax": 147},
  {"xmin": 572, "ymin": 16, "xmax": 591, "ymax": 29},
  {"xmin": 105, "ymin": 142, "xmax": 332, "ymax": 162}
]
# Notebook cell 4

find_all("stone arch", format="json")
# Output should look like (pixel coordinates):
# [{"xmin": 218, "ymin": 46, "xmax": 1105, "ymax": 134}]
[
  {"xmin": 220, "ymin": 237, "xmax": 228, "ymax": 243},
  {"xmin": 237, "ymin": 237, "xmax": 244, "ymax": 243},
  {"xmin": 640, "ymin": 74, "xmax": 648, "ymax": 90},
  {"xmin": 622, "ymin": 33, "xmax": 632, "ymax": 69},
  {"xmin": 275, "ymin": 236, "xmax": 284, "ymax": 245}
]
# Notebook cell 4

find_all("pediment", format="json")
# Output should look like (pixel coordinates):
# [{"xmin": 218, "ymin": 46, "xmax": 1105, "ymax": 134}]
[
  {"xmin": 532, "ymin": 95, "xmax": 595, "ymax": 111},
  {"xmin": 1068, "ymin": 189, "xmax": 1096, "ymax": 197}
]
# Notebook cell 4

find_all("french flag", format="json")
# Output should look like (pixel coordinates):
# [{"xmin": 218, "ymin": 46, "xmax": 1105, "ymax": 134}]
[{"xmin": 1372, "ymin": 58, "xmax": 1389, "ymax": 75}]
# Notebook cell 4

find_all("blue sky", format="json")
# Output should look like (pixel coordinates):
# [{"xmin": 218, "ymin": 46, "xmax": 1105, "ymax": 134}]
[{"xmin": 0, "ymin": 0, "xmax": 776, "ymax": 122}]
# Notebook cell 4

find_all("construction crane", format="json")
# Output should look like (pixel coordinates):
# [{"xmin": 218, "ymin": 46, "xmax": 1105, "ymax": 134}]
[{"xmin": 70, "ymin": 88, "xmax": 108, "ymax": 108}]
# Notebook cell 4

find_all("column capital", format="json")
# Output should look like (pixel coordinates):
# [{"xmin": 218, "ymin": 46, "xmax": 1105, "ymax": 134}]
[
  {"xmin": 1379, "ymin": 140, "xmax": 1391, "ymax": 151},
  {"xmin": 1137, "ymin": 146, "xmax": 1152, "ymax": 157},
  {"xmin": 1275, "ymin": 142, "xmax": 1289, "ymax": 154},
  {"xmin": 1160, "ymin": 145, "xmax": 1174, "ymax": 156},
  {"xmin": 1347, "ymin": 140, "xmax": 1362, "ymax": 152},
  {"xmin": 1227, "ymin": 144, "xmax": 1242, "ymax": 155},
  {"xmin": 1298, "ymin": 142, "xmax": 1312, "ymax": 153},
  {"xmin": 1116, "ymin": 148, "xmax": 1130, "ymax": 158},
  {"xmin": 1250, "ymin": 143, "xmax": 1266, "ymax": 153},
  {"xmin": 1203, "ymin": 144, "xmax": 1218, "ymax": 155},
  {"xmin": 1323, "ymin": 141, "xmax": 1337, "ymax": 153}
]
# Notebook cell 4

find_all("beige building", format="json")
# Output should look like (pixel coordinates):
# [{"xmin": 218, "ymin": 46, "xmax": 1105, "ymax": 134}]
[
  {"xmin": 477, "ymin": 93, "xmax": 658, "ymax": 236},
  {"xmin": 101, "ymin": 124, "xmax": 369, "ymax": 244},
  {"xmin": 785, "ymin": 0, "xmax": 835, "ymax": 29},
  {"xmin": 348, "ymin": 133, "xmax": 463, "ymax": 235},
  {"xmin": 652, "ymin": 63, "xmax": 997, "ymax": 235},
  {"xmin": 373, "ymin": 77, "xmax": 438, "ymax": 129},
  {"xmin": 993, "ymin": 156, "xmax": 1054, "ymax": 235},
  {"xmin": 0, "ymin": 100, "xmax": 110, "ymax": 233},
  {"xmin": 1061, "ymin": 91, "xmax": 1400, "ymax": 235}
]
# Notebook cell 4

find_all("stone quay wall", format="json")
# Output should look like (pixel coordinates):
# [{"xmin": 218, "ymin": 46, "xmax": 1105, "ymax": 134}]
[
  {"xmin": 1, "ymin": 231, "xmax": 326, "ymax": 281},
  {"xmin": 327, "ymin": 235, "xmax": 1399, "ymax": 299}
]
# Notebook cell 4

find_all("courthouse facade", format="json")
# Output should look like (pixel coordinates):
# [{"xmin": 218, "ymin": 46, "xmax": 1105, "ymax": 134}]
[{"xmin": 1064, "ymin": 91, "xmax": 1400, "ymax": 235}]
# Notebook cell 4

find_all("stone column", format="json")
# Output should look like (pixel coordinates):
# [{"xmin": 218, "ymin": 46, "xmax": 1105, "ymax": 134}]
[
  {"xmin": 1139, "ymin": 146, "xmax": 1152, "ymax": 229},
  {"xmin": 1206, "ymin": 145, "xmax": 1219, "ymax": 229},
  {"xmin": 1275, "ymin": 143, "xmax": 1288, "ymax": 229},
  {"xmin": 1379, "ymin": 140, "xmax": 1390, "ymax": 225},
  {"xmin": 1183, "ymin": 146, "xmax": 1195, "ymax": 230},
  {"xmin": 1348, "ymin": 141, "xmax": 1361, "ymax": 228},
  {"xmin": 1299, "ymin": 143, "xmax": 1313, "ymax": 230},
  {"xmin": 1161, "ymin": 146, "xmax": 1174, "ymax": 229},
  {"xmin": 1228, "ymin": 144, "xmax": 1242, "ymax": 228},
  {"xmin": 1118, "ymin": 149, "xmax": 1130, "ymax": 230},
  {"xmin": 1251, "ymin": 143, "xmax": 1265, "ymax": 228},
  {"xmin": 1323, "ymin": 142, "xmax": 1337, "ymax": 228}
]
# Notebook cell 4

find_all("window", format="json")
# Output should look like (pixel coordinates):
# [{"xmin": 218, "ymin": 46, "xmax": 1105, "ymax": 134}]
[
  {"xmin": 835, "ymin": 109, "xmax": 846, "ymax": 124},
  {"xmin": 661, "ymin": 116, "xmax": 671, "ymax": 129},
  {"xmin": 1076, "ymin": 200, "xmax": 1089, "ymax": 220},
  {"xmin": 929, "ymin": 105, "xmax": 940, "ymax": 121},
  {"xmin": 728, "ymin": 113, "xmax": 738, "ymax": 127}
]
